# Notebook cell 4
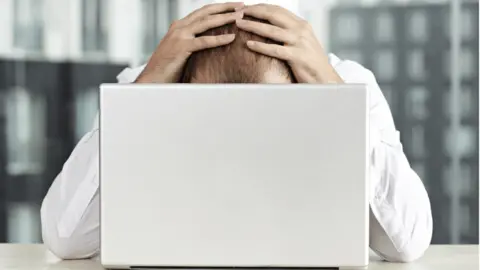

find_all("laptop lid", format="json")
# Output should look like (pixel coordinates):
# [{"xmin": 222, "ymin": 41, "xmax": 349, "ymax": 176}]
[{"xmin": 99, "ymin": 84, "xmax": 370, "ymax": 269}]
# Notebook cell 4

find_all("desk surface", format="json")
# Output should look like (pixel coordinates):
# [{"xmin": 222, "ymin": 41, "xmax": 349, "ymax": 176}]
[{"xmin": 0, "ymin": 244, "xmax": 478, "ymax": 270}]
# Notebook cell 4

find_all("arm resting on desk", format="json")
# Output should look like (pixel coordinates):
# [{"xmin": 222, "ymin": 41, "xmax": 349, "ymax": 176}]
[
  {"xmin": 369, "ymin": 138, "xmax": 433, "ymax": 262},
  {"xmin": 40, "ymin": 118, "xmax": 101, "ymax": 260},
  {"xmin": 39, "ymin": 67, "xmax": 141, "ymax": 260},
  {"xmin": 332, "ymin": 57, "xmax": 433, "ymax": 262}
]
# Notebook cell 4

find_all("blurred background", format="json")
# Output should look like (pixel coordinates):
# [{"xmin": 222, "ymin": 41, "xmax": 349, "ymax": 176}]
[{"xmin": 0, "ymin": 0, "xmax": 478, "ymax": 245}]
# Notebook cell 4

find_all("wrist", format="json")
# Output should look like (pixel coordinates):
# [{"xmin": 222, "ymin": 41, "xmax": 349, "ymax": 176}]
[
  {"xmin": 134, "ymin": 72, "xmax": 155, "ymax": 83},
  {"xmin": 315, "ymin": 54, "xmax": 344, "ymax": 84}
]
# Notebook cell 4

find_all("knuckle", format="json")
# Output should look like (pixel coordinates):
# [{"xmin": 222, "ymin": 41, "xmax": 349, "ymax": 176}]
[
  {"xmin": 299, "ymin": 21, "xmax": 312, "ymax": 35},
  {"xmin": 214, "ymin": 35, "xmax": 226, "ymax": 43},
  {"xmin": 197, "ymin": 37, "xmax": 210, "ymax": 47},
  {"xmin": 300, "ymin": 20, "xmax": 311, "ymax": 29},
  {"xmin": 171, "ymin": 29, "xmax": 187, "ymax": 40},
  {"xmin": 169, "ymin": 20, "xmax": 178, "ymax": 29},
  {"xmin": 298, "ymin": 34, "xmax": 308, "ymax": 43},
  {"xmin": 272, "ymin": 27, "xmax": 282, "ymax": 37},
  {"xmin": 255, "ymin": 3, "xmax": 268, "ymax": 10},
  {"xmin": 274, "ymin": 46, "xmax": 283, "ymax": 56},
  {"xmin": 171, "ymin": 28, "xmax": 181, "ymax": 37}
]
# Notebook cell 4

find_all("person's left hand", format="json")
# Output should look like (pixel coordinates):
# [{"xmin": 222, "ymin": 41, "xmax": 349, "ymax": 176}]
[{"xmin": 235, "ymin": 4, "xmax": 343, "ymax": 84}]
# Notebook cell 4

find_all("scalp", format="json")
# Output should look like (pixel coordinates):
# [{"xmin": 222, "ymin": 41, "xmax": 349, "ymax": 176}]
[{"xmin": 180, "ymin": 16, "xmax": 294, "ymax": 83}]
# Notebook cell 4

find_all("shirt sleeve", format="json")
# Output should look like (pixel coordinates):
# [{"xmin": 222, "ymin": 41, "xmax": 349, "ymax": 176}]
[
  {"xmin": 40, "ymin": 115, "xmax": 101, "ymax": 259},
  {"xmin": 40, "ymin": 65, "xmax": 145, "ymax": 259},
  {"xmin": 331, "ymin": 55, "xmax": 433, "ymax": 262}
]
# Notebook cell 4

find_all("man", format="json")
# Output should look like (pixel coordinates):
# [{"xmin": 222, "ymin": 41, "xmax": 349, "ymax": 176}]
[{"xmin": 40, "ymin": 2, "xmax": 433, "ymax": 262}]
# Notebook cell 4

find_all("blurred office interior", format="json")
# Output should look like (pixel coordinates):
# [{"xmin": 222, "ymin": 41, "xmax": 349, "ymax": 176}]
[{"xmin": 0, "ymin": 0, "xmax": 478, "ymax": 245}]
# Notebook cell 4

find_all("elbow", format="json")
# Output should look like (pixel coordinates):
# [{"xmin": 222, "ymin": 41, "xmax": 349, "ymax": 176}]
[
  {"xmin": 374, "ymin": 231, "xmax": 431, "ymax": 263},
  {"xmin": 387, "ymin": 214, "xmax": 433, "ymax": 263},
  {"xmin": 382, "ymin": 245, "xmax": 428, "ymax": 263},
  {"xmin": 371, "ymin": 201, "xmax": 433, "ymax": 263},
  {"xmin": 399, "ymin": 226, "xmax": 432, "ymax": 263},
  {"xmin": 42, "ymin": 227, "xmax": 99, "ymax": 260},
  {"xmin": 43, "ymin": 235, "xmax": 91, "ymax": 260},
  {"xmin": 41, "ymin": 203, "xmax": 98, "ymax": 260}
]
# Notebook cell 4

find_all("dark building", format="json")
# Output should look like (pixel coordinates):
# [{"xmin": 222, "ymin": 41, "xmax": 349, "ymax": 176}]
[
  {"xmin": 0, "ymin": 60, "xmax": 127, "ymax": 242},
  {"xmin": 329, "ymin": 1, "xmax": 479, "ymax": 244}
]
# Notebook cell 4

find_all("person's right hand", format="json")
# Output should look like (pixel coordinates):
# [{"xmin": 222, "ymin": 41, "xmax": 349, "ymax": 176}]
[{"xmin": 135, "ymin": 2, "xmax": 245, "ymax": 83}]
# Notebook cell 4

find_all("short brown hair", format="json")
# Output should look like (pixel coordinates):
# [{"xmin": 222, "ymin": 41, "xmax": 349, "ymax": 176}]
[{"xmin": 180, "ymin": 16, "xmax": 294, "ymax": 83}]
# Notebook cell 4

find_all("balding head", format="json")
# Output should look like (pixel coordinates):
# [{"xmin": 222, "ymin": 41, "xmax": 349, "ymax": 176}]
[{"xmin": 180, "ymin": 16, "xmax": 295, "ymax": 83}]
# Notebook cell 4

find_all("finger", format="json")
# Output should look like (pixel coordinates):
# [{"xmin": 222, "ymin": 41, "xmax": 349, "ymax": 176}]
[
  {"xmin": 246, "ymin": 41, "xmax": 293, "ymax": 61},
  {"xmin": 191, "ymin": 11, "xmax": 244, "ymax": 34},
  {"xmin": 190, "ymin": 34, "xmax": 236, "ymax": 52},
  {"xmin": 242, "ymin": 4, "xmax": 299, "ymax": 29},
  {"xmin": 236, "ymin": 19, "xmax": 296, "ymax": 44},
  {"xmin": 183, "ymin": 2, "xmax": 245, "ymax": 25}
]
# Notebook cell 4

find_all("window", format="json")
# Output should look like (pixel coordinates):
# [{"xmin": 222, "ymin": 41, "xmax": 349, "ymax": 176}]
[
  {"xmin": 407, "ymin": 50, "xmax": 426, "ymax": 80},
  {"xmin": 374, "ymin": 50, "xmax": 396, "ymax": 81},
  {"xmin": 82, "ymin": 0, "xmax": 108, "ymax": 53},
  {"xmin": 5, "ymin": 87, "xmax": 46, "ymax": 176},
  {"xmin": 74, "ymin": 89, "xmax": 99, "ymax": 142},
  {"xmin": 376, "ymin": 11, "xmax": 395, "ymax": 42},
  {"xmin": 335, "ymin": 13, "xmax": 362, "ymax": 43},
  {"xmin": 13, "ymin": 0, "xmax": 44, "ymax": 52},
  {"xmin": 444, "ymin": 86, "xmax": 475, "ymax": 118},
  {"xmin": 405, "ymin": 87, "xmax": 429, "ymax": 121},
  {"xmin": 444, "ymin": 126, "xmax": 476, "ymax": 158},
  {"xmin": 409, "ymin": 125, "xmax": 426, "ymax": 159},
  {"xmin": 141, "ymin": 0, "xmax": 171, "ymax": 58},
  {"xmin": 407, "ymin": 10, "xmax": 428, "ymax": 42}
]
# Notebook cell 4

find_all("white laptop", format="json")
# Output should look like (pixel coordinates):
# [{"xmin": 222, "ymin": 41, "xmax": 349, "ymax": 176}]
[{"xmin": 99, "ymin": 84, "xmax": 370, "ymax": 269}]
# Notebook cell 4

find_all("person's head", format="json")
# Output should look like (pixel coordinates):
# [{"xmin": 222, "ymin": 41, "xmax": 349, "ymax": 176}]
[{"xmin": 180, "ymin": 16, "xmax": 295, "ymax": 83}]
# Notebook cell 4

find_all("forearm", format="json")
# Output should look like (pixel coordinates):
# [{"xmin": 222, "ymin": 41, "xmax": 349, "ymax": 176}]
[
  {"xmin": 369, "ymin": 139, "xmax": 433, "ymax": 262},
  {"xmin": 41, "ymin": 124, "xmax": 101, "ymax": 259}
]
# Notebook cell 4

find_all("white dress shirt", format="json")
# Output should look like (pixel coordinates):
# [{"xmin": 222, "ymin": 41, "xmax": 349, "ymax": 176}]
[{"xmin": 40, "ymin": 54, "xmax": 433, "ymax": 262}]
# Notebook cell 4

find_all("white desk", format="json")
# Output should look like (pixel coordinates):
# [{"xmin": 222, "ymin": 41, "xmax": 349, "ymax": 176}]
[{"xmin": 0, "ymin": 244, "xmax": 477, "ymax": 269}]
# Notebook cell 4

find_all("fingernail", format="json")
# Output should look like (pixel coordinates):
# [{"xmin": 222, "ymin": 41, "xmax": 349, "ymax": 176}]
[
  {"xmin": 236, "ymin": 19, "xmax": 243, "ymax": 24},
  {"xmin": 247, "ymin": 41, "xmax": 255, "ymax": 46}
]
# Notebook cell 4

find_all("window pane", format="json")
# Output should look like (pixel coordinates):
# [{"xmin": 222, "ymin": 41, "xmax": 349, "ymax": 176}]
[
  {"xmin": 460, "ymin": 7, "xmax": 475, "ymax": 40},
  {"xmin": 142, "ymin": 0, "xmax": 171, "ymax": 57},
  {"xmin": 5, "ymin": 87, "xmax": 46, "ymax": 176},
  {"xmin": 407, "ymin": 50, "xmax": 426, "ymax": 80},
  {"xmin": 7, "ymin": 203, "xmax": 40, "ymax": 243},
  {"xmin": 142, "ymin": 0, "xmax": 158, "ymax": 55},
  {"xmin": 444, "ymin": 86, "xmax": 474, "ymax": 118},
  {"xmin": 376, "ymin": 11, "xmax": 395, "ymax": 42},
  {"xmin": 75, "ymin": 89, "xmax": 99, "ymax": 142},
  {"xmin": 374, "ymin": 50, "xmax": 396, "ymax": 81},
  {"xmin": 13, "ymin": 0, "xmax": 44, "ymax": 52},
  {"xmin": 82, "ymin": 0, "xmax": 107, "ymax": 53},
  {"xmin": 444, "ymin": 126, "xmax": 476, "ymax": 158},
  {"xmin": 407, "ymin": 10, "xmax": 428, "ymax": 42},
  {"xmin": 335, "ymin": 13, "xmax": 362, "ymax": 43},
  {"xmin": 409, "ymin": 125, "xmax": 426, "ymax": 159},
  {"xmin": 405, "ymin": 87, "xmax": 429, "ymax": 120}
]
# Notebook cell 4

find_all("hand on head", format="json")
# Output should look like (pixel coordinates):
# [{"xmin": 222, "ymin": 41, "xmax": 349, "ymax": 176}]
[
  {"xmin": 135, "ymin": 2, "xmax": 245, "ymax": 83},
  {"xmin": 136, "ymin": 2, "xmax": 342, "ymax": 84},
  {"xmin": 236, "ymin": 4, "xmax": 342, "ymax": 83}
]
